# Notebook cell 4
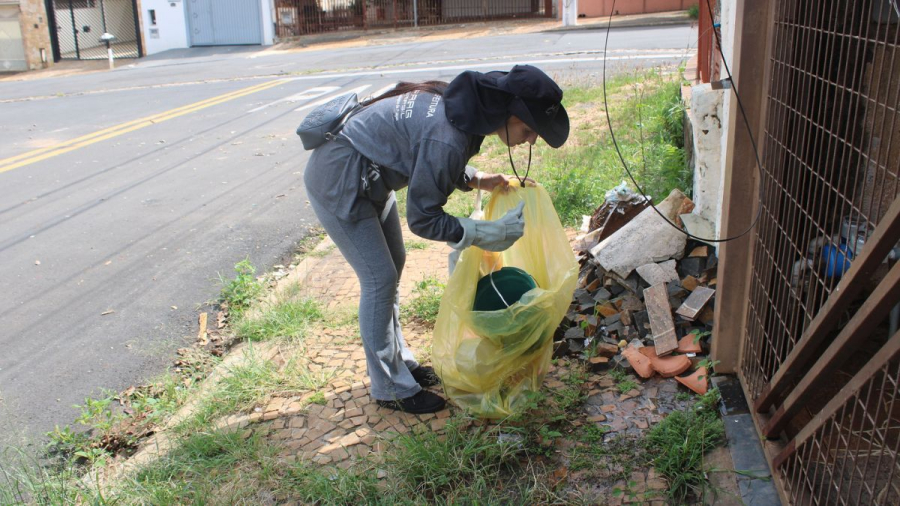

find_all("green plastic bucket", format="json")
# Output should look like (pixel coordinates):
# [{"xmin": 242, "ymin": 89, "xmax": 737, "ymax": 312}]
[{"xmin": 473, "ymin": 267, "xmax": 538, "ymax": 312}]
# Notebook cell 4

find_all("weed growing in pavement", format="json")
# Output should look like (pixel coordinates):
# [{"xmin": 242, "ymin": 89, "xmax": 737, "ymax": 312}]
[
  {"xmin": 646, "ymin": 389, "xmax": 725, "ymax": 502},
  {"xmin": 616, "ymin": 378, "xmax": 639, "ymax": 395},
  {"xmin": 609, "ymin": 367, "xmax": 639, "ymax": 394},
  {"xmin": 219, "ymin": 259, "xmax": 263, "ymax": 314},
  {"xmin": 235, "ymin": 297, "xmax": 323, "ymax": 343},
  {"xmin": 307, "ymin": 391, "xmax": 327, "ymax": 405},
  {"xmin": 402, "ymin": 275, "xmax": 445, "ymax": 325},
  {"xmin": 403, "ymin": 239, "xmax": 428, "ymax": 250}
]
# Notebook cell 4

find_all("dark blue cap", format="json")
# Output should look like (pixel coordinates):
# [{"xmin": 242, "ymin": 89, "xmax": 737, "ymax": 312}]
[{"xmin": 444, "ymin": 65, "xmax": 570, "ymax": 148}]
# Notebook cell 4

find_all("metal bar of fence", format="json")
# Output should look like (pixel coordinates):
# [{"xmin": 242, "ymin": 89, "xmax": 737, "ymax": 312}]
[
  {"xmin": 763, "ymin": 258, "xmax": 900, "ymax": 437},
  {"xmin": 753, "ymin": 196, "xmax": 900, "ymax": 413},
  {"xmin": 773, "ymin": 328, "xmax": 900, "ymax": 470}
]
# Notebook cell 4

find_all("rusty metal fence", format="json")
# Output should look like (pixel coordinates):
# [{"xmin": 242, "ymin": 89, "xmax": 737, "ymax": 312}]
[
  {"xmin": 275, "ymin": 0, "xmax": 552, "ymax": 38},
  {"xmin": 736, "ymin": 0, "xmax": 900, "ymax": 503}
]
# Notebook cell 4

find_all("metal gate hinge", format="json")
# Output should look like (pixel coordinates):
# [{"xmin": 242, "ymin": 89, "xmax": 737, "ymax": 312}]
[{"xmin": 711, "ymin": 78, "xmax": 732, "ymax": 90}]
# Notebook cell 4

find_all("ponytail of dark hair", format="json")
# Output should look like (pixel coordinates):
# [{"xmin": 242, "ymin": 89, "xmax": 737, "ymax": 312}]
[{"xmin": 360, "ymin": 80, "xmax": 449, "ymax": 107}]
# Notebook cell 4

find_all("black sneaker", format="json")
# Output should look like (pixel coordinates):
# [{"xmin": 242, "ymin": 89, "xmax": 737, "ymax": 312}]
[
  {"xmin": 376, "ymin": 390, "xmax": 446, "ymax": 414},
  {"xmin": 410, "ymin": 366, "xmax": 441, "ymax": 388}
]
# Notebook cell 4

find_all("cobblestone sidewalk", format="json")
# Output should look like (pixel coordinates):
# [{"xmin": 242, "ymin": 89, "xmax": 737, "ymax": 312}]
[
  {"xmin": 241, "ymin": 224, "xmax": 457, "ymax": 469},
  {"xmin": 211, "ymin": 222, "xmax": 721, "ymax": 503}
]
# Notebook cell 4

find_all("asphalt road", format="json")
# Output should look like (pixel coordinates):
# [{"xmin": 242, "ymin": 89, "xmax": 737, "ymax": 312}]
[{"xmin": 0, "ymin": 23, "xmax": 696, "ymax": 448}]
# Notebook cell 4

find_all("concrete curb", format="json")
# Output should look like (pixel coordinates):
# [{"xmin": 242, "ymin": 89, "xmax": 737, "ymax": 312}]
[{"xmin": 542, "ymin": 13, "xmax": 694, "ymax": 33}]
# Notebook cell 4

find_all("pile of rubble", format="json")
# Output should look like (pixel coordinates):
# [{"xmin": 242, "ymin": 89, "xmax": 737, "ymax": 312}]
[{"xmin": 556, "ymin": 188, "xmax": 718, "ymax": 395}]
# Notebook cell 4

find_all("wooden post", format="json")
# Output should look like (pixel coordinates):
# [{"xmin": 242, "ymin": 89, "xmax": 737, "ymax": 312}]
[{"xmin": 710, "ymin": 0, "xmax": 772, "ymax": 373}]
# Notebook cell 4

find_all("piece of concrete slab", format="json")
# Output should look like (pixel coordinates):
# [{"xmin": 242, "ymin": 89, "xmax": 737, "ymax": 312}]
[
  {"xmin": 591, "ymin": 189, "xmax": 689, "ymax": 278},
  {"xmin": 681, "ymin": 212, "xmax": 718, "ymax": 246},
  {"xmin": 636, "ymin": 259, "xmax": 680, "ymax": 286}
]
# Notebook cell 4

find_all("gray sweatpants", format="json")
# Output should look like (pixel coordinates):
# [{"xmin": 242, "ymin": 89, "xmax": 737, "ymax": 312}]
[{"xmin": 306, "ymin": 193, "xmax": 422, "ymax": 401}]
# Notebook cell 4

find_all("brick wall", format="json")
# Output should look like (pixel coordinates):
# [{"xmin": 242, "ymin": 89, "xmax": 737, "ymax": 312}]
[
  {"xmin": 577, "ymin": 0, "xmax": 696, "ymax": 18},
  {"xmin": 18, "ymin": 0, "xmax": 52, "ymax": 70}
]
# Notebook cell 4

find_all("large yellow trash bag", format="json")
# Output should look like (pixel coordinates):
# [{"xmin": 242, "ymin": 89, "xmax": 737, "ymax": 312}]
[{"xmin": 433, "ymin": 184, "xmax": 578, "ymax": 418}]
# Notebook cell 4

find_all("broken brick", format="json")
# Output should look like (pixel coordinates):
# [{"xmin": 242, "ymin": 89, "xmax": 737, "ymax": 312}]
[
  {"xmin": 689, "ymin": 245, "xmax": 709, "ymax": 258},
  {"xmin": 681, "ymin": 275, "xmax": 699, "ymax": 292},
  {"xmin": 677, "ymin": 334, "xmax": 702, "ymax": 354},
  {"xmin": 638, "ymin": 347, "xmax": 692, "ymax": 378},
  {"xmin": 675, "ymin": 367, "xmax": 709, "ymax": 395},
  {"xmin": 622, "ymin": 346, "xmax": 654, "ymax": 379}
]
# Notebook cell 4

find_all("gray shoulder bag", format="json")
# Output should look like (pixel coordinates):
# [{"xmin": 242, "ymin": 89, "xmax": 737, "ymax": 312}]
[{"xmin": 296, "ymin": 93, "xmax": 361, "ymax": 150}]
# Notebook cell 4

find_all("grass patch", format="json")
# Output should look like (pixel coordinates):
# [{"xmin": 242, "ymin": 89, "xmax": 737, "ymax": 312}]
[
  {"xmin": 99, "ymin": 415, "xmax": 554, "ymax": 504},
  {"xmin": 402, "ymin": 276, "xmax": 445, "ymax": 325},
  {"xmin": 646, "ymin": 390, "xmax": 725, "ymax": 502},
  {"xmin": 0, "ymin": 449, "xmax": 107, "ymax": 505},
  {"xmin": 114, "ymin": 430, "xmax": 282, "ymax": 504},
  {"xmin": 383, "ymin": 418, "xmax": 525, "ymax": 501},
  {"xmin": 234, "ymin": 297, "xmax": 323, "ymax": 343},
  {"xmin": 188, "ymin": 346, "xmax": 335, "ymax": 428}
]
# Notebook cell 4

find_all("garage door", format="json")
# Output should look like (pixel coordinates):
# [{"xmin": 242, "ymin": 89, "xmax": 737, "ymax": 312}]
[
  {"xmin": 0, "ymin": 6, "xmax": 27, "ymax": 71},
  {"xmin": 187, "ymin": 0, "xmax": 262, "ymax": 46}
]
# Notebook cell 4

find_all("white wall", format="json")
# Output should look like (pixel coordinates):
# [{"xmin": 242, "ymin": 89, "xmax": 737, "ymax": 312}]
[
  {"xmin": 141, "ymin": 0, "xmax": 187, "ymax": 55},
  {"xmin": 715, "ymin": 0, "xmax": 737, "ymax": 239},
  {"xmin": 261, "ymin": 0, "xmax": 273, "ymax": 45},
  {"xmin": 689, "ymin": 0, "xmax": 737, "ymax": 241},
  {"xmin": 140, "ymin": 0, "xmax": 271, "ymax": 54}
]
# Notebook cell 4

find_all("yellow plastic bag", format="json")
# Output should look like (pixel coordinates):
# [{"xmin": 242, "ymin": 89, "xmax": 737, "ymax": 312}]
[{"xmin": 433, "ymin": 184, "xmax": 578, "ymax": 418}]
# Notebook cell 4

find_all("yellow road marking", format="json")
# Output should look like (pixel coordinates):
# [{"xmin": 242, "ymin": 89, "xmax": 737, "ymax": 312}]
[{"xmin": 0, "ymin": 79, "xmax": 289, "ymax": 174}]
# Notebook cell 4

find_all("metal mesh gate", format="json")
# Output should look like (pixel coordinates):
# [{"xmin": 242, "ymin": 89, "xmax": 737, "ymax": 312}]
[
  {"xmin": 737, "ymin": 0, "xmax": 900, "ymax": 503},
  {"xmin": 275, "ymin": 0, "xmax": 551, "ymax": 38},
  {"xmin": 50, "ymin": 0, "xmax": 142, "ymax": 60}
]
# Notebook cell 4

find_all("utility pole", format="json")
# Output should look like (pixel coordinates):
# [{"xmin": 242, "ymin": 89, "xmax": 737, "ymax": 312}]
[{"xmin": 562, "ymin": 0, "xmax": 578, "ymax": 27}]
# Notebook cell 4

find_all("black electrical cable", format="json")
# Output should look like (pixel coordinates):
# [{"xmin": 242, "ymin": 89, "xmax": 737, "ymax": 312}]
[
  {"xmin": 505, "ymin": 121, "xmax": 532, "ymax": 185},
  {"xmin": 601, "ymin": 0, "xmax": 764, "ymax": 243}
]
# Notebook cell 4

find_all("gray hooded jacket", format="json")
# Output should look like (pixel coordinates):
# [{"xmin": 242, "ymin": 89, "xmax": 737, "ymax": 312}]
[{"xmin": 303, "ymin": 90, "xmax": 480, "ymax": 243}]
